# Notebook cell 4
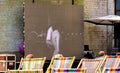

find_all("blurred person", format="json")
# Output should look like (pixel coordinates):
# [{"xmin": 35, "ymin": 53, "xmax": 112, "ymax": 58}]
[
  {"xmin": 96, "ymin": 51, "xmax": 105, "ymax": 59},
  {"xmin": 46, "ymin": 25, "xmax": 60, "ymax": 56},
  {"xmin": 98, "ymin": 51, "xmax": 105, "ymax": 57},
  {"xmin": 19, "ymin": 54, "xmax": 34, "ymax": 70},
  {"xmin": 25, "ymin": 54, "xmax": 34, "ymax": 58},
  {"xmin": 84, "ymin": 51, "xmax": 95, "ymax": 59},
  {"xmin": 19, "ymin": 41, "xmax": 24, "ymax": 56}
]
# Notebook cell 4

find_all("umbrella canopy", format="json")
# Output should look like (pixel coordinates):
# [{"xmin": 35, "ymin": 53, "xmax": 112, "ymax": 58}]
[{"xmin": 84, "ymin": 15, "xmax": 120, "ymax": 25}]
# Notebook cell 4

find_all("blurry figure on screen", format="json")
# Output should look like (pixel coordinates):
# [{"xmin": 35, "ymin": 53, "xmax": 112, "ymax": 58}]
[{"xmin": 46, "ymin": 26, "xmax": 60, "ymax": 56}]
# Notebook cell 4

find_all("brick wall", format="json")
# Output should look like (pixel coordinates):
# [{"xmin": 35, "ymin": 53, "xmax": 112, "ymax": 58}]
[
  {"xmin": 0, "ymin": 0, "xmax": 115, "ymax": 57},
  {"xmin": 84, "ymin": 0, "xmax": 114, "ymax": 56},
  {"xmin": 108, "ymin": 0, "xmax": 114, "ymax": 15},
  {"xmin": 0, "ymin": 0, "xmax": 24, "ymax": 52},
  {"xmin": 25, "ymin": 0, "xmax": 72, "ymax": 4}
]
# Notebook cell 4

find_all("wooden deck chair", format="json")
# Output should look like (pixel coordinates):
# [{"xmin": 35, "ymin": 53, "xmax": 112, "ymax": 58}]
[
  {"xmin": 52, "ymin": 68, "xmax": 86, "ymax": 73},
  {"xmin": 19, "ymin": 57, "xmax": 46, "ymax": 70},
  {"xmin": 46, "ymin": 56, "xmax": 75, "ymax": 73},
  {"xmin": 77, "ymin": 59, "xmax": 102, "ymax": 73},
  {"xmin": 102, "ymin": 68, "xmax": 120, "ymax": 73},
  {"xmin": 100, "ymin": 55, "xmax": 120, "ymax": 73},
  {"xmin": 8, "ymin": 57, "xmax": 46, "ymax": 73}
]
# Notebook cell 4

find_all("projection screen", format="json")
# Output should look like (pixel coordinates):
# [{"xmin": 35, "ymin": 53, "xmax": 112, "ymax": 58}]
[{"xmin": 24, "ymin": 3, "xmax": 84, "ymax": 60}]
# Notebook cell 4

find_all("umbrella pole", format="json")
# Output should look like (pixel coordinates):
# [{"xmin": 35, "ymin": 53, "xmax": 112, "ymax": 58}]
[
  {"xmin": 106, "ymin": 25, "xmax": 112, "ymax": 54},
  {"xmin": 106, "ymin": 25, "xmax": 109, "ymax": 54}
]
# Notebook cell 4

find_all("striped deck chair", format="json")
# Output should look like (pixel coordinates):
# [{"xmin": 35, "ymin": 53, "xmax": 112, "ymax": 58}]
[
  {"xmin": 100, "ymin": 55, "xmax": 120, "ymax": 73},
  {"xmin": 102, "ymin": 68, "xmax": 120, "ymax": 73},
  {"xmin": 19, "ymin": 57, "xmax": 46, "ymax": 70},
  {"xmin": 8, "ymin": 57, "xmax": 46, "ymax": 73},
  {"xmin": 52, "ymin": 68, "xmax": 86, "ymax": 73},
  {"xmin": 46, "ymin": 56, "xmax": 75, "ymax": 73},
  {"xmin": 77, "ymin": 59, "xmax": 102, "ymax": 73}
]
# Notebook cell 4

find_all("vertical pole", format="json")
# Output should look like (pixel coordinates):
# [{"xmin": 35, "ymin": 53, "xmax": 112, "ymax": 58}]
[
  {"xmin": 72, "ymin": 0, "xmax": 74, "ymax": 5},
  {"xmin": 106, "ymin": 25, "xmax": 109, "ymax": 54},
  {"xmin": 32, "ymin": 0, "xmax": 34, "ymax": 3}
]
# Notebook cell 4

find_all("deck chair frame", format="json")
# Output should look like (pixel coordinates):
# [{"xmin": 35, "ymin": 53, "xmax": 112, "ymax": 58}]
[
  {"xmin": 51, "ymin": 68, "xmax": 86, "ymax": 73},
  {"xmin": 18, "ymin": 57, "xmax": 46, "ymax": 70},
  {"xmin": 99, "ymin": 55, "xmax": 120, "ymax": 73},
  {"xmin": 102, "ymin": 67, "xmax": 120, "ymax": 73},
  {"xmin": 8, "ymin": 69, "xmax": 43, "ymax": 73},
  {"xmin": 46, "ymin": 56, "xmax": 75, "ymax": 73},
  {"xmin": 77, "ymin": 59, "xmax": 102, "ymax": 73},
  {"xmin": 8, "ymin": 57, "xmax": 46, "ymax": 73}
]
